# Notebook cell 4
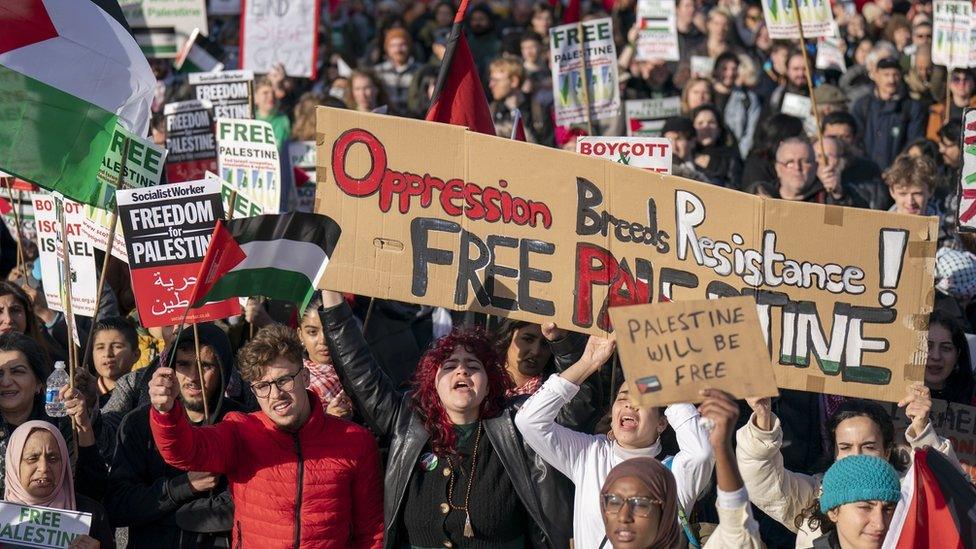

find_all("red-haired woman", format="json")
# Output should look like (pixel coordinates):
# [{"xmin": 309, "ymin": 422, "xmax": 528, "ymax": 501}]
[{"xmin": 319, "ymin": 290, "xmax": 572, "ymax": 548}]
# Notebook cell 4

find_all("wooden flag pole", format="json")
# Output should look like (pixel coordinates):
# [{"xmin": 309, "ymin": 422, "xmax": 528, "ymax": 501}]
[
  {"xmin": 4, "ymin": 185, "xmax": 25, "ymax": 287},
  {"xmin": 362, "ymin": 297, "xmax": 376, "ymax": 333},
  {"xmin": 794, "ymin": 5, "xmax": 826, "ymax": 160},
  {"xmin": 80, "ymin": 136, "xmax": 132, "ymax": 377},
  {"xmin": 192, "ymin": 322, "xmax": 210, "ymax": 423},
  {"xmin": 576, "ymin": 22, "xmax": 594, "ymax": 136},
  {"xmin": 55, "ymin": 197, "xmax": 78, "ymax": 389}
]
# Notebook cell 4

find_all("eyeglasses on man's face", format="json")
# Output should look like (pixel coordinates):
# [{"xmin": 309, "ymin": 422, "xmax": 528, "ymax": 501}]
[{"xmin": 250, "ymin": 368, "xmax": 304, "ymax": 399}]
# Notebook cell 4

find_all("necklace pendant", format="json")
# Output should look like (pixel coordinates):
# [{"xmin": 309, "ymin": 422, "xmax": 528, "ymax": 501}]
[{"xmin": 463, "ymin": 512, "xmax": 474, "ymax": 538}]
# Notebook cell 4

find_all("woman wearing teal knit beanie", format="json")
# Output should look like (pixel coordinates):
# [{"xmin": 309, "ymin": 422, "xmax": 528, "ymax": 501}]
[{"xmin": 801, "ymin": 455, "xmax": 901, "ymax": 549}]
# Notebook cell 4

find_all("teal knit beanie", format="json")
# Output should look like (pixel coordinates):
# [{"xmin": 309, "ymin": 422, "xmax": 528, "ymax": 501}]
[{"xmin": 819, "ymin": 455, "xmax": 901, "ymax": 513}]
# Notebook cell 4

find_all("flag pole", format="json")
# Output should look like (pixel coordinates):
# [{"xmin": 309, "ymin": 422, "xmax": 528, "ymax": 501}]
[
  {"xmin": 192, "ymin": 322, "xmax": 210, "ymax": 423},
  {"xmin": 55, "ymin": 197, "xmax": 78, "ymax": 389},
  {"xmin": 4, "ymin": 184, "xmax": 25, "ymax": 287},
  {"xmin": 80, "ymin": 136, "xmax": 132, "ymax": 377},
  {"xmin": 576, "ymin": 21, "xmax": 594, "ymax": 135},
  {"xmin": 794, "ymin": 5, "xmax": 826, "ymax": 160}
]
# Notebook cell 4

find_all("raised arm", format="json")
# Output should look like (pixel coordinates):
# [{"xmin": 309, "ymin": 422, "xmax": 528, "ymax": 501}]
[
  {"xmin": 544, "ymin": 324, "xmax": 602, "ymax": 432},
  {"xmin": 319, "ymin": 290, "xmax": 406, "ymax": 439},
  {"xmin": 900, "ymin": 382, "xmax": 962, "ymax": 468},
  {"xmin": 666, "ymin": 401, "xmax": 715, "ymax": 515}
]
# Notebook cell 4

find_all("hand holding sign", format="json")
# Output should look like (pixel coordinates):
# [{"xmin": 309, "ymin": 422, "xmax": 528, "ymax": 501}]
[
  {"xmin": 698, "ymin": 389, "xmax": 740, "ymax": 450},
  {"xmin": 898, "ymin": 382, "xmax": 933, "ymax": 439},
  {"xmin": 150, "ymin": 367, "xmax": 177, "ymax": 413},
  {"xmin": 609, "ymin": 296, "xmax": 780, "ymax": 407}
]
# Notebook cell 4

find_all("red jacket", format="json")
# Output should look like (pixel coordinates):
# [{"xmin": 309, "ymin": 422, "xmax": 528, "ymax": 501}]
[{"xmin": 150, "ymin": 391, "xmax": 383, "ymax": 549}]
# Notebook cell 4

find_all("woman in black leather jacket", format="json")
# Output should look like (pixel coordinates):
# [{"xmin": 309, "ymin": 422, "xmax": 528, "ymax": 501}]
[{"xmin": 320, "ymin": 290, "xmax": 585, "ymax": 548}]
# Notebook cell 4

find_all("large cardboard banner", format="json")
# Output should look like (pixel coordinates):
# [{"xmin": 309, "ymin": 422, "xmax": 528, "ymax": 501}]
[
  {"xmin": 762, "ymin": 0, "xmax": 835, "ymax": 40},
  {"xmin": 315, "ymin": 108, "xmax": 937, "ymax": 402},
  {"xmin": 119, "ymin": 0, "xmax": 208, "ymax": 58},
  {"xmin": 635, "ymin": 0, "xmax": 680, "ymax": 62},
  {"xmin": 549, "ymin": 18, "xmax": 621, "ymax": 126},
  {"xmin": 117, "ymin": 181, "xmax": 239, "ymax": 327},
  {"xmin": 884, "ymin": 399, "xmax": 976, "ymax": 468},
  {"xmin": 189, "ymin": 70, "xmax": 254, "ymax": 119},
  {"xmin": 610, "ymin": 297, "xmax": 780, "ymax": 406},
  {"xmin": 577, "ymin": 137, "xmax": 672, "ymax": 173},
  {"xmin": 241, "ymin": 0, "xmax": 320, "ymax": 79},
  {"xmin": 32, "ymin": 195, "xmax": 97, "ymax": 317},
  {"xmin": 0, "ymin": 502, "xmax": 91, "ymax": 549},
  {"xmin": 933, "ymin": 0, "xmax": 972, "ymax": 68},
  {"xmin": 216, "ymin": 118, "xmax": 281, "ymax": 213},
  {"xmin": 165, "ymin": 100, "xmax": 218, "ymax": 183},
  {"xmin": 625, "ymin": 97, "xmax": 682, "ymax": 137}
]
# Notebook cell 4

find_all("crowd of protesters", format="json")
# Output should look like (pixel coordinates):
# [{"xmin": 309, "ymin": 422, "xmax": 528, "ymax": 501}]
[{"xmin": 1, "ymin": 0, "xmax": 976, "ymax": 548}]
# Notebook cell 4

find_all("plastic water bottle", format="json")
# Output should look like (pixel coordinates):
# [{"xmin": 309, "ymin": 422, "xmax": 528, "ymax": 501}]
[{"xmin": 44, "ymin": 361, "xmax": 68, "ymax": 418}]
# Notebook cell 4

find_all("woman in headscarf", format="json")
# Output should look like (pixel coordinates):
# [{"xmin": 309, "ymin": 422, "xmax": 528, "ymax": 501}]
[{"xmin": 4, "ymin": 421, "xmax": 113, "ymax": 548}]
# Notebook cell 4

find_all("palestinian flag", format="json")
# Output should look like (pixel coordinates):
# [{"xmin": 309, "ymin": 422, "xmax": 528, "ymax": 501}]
[
  {"xmin": 890, "ymin": 448, "xmax": 976, "ymax": 548},
  {"xmin": 425, "ymin": 0, "xmax": 496, "ymax": 135},
  {"xmin": 191, "ymin": 212, "xmax": 341, "ymax": 311},
  {"xmin": 0, "ymin": 0, "xmax": 154, "ymax": 206},
  {"xmin": 174, "ymin": 28, "xmax": 225, "ymax": 74}
]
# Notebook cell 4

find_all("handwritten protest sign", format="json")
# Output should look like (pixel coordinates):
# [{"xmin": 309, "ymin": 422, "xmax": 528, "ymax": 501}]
[
  {"xmin": 816, "ymin": 37, "xmax": 847, "ymax": 73},
  {"xmin": 0, "ymin": 502, "xmax": 91, "ymax": 549},
  {"xmin": 316, "ymin": 108, "xmax": 937, "ymax": 402},
  {"xmin": 119, "ymin": 0, "xmax": 208, "ymax": 58},
  {"xmin": 883, "ymin": 399, "xmax": 976, "ymax": 468},
  {"xmin": 577, "ymin": 137, "xmax": 672, "ymax": 173},
  {"xmin": 549, "ymin": 18, "xmax": 620, "ymax": 126},
  {"xmin": 32, "ymin": 195, "xmax": 97, "ymax": 317},
  {"xmin": 635, "ymin": 0, "xmax": 679, "ymax": 61},
  {"xmin": 933, "ymin": 0, "xmax": 972, "ymax": 68},
  {"xmin": 117, "ymin": 180, "xmax": 239, "ymax": 327},
  {"xmin": 189, "ymin": 71, "xmax": 254, "ymax": 119},
  {"xmin": 958, "ymin": 109, "xmax": 976, "ymax": 231},
  {"xmin": 164, "ymin": 100, "xmax": 218, "ymax": 183},
  {"xmin": 762, "ymin": 0, "xmax": 835, "ymax": 40},
  {"xmin": 216, "ymin": 118, "xmax": 281, "ymax": 213},
  {"xmin": 241, "ymin": 0, "xmax": 321, "ymax": 78},
  {"xmin": 609, "ymin": 297, "xmax": 780, "ymax": 406},
  {"xmin": 288, "ymin": 141, "xmax": 318, "ymax": 212},
  {"xmin": 625, "ymin": 97, "xmax": 682, "ymax": 137}
]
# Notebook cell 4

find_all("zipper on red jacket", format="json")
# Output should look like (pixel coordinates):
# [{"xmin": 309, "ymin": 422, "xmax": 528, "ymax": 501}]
[{"xmin": 294, "ymin": 434, "xmax": 305, "ymax": 549}]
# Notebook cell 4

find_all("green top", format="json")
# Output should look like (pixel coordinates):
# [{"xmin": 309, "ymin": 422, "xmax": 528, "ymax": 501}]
[{"xmin": 256, "ymin": 111, "xmax": 291, "ymax": 150}]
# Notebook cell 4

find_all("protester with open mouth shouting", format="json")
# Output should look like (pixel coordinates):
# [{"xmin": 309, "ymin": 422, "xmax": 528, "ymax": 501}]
[
  {"xmin": 320, "ymin": 289, "xmax": 573, "ymax": 548},
  {"xmin": 515, "ymin": 334, "xmax": 714, "ymax": 548}
]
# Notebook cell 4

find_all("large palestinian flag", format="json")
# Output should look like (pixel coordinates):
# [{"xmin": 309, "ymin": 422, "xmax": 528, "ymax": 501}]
[
  {"xmin": 0, "ymin": 0, "xmax": 154, "ymax": 206},
  {"xmin": 890, "ymin": 447, "xmax": 976, "ymax": 548},
  {"xmin": 191, "ymin": 212, "xmax": 341, "ymax": 311}
]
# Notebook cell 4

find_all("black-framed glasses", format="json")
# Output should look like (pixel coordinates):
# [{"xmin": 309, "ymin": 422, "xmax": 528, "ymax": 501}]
[
  {"xmin": 250, "ymin": 368, "xmax": 304, "ymax": 399},
  {"xmin": 602, "ymin": 493, "xmax": 662, "ymax": 517}
]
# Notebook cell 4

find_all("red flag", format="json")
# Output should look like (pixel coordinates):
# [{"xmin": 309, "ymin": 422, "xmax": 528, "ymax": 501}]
[
  {"xmin": 293, "ymin": 166, "xmax": 312, "ymax": 187},
  {"xmin": 895, "ymin": 449, "xmax": 971, "ymax": 549},
  {"xmin": 511, "ymin": 108, "xmax": 527, "ymax": 141},
  {"xmin": 190, "ymin": 220, "xmax": 247, "ymax": 307},
  {"xmin": 425, "ymin": 0, "xmax": 495, "ymax": 135},
  {"xmin": 562, "ymin": 0, "xmax": 581, "ymax": 24}
]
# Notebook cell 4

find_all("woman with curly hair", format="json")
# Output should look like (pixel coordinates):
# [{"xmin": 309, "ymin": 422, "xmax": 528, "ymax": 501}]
[{"xmin": 319, "ymin": 289, "xmax": 575, "ymax": 548}]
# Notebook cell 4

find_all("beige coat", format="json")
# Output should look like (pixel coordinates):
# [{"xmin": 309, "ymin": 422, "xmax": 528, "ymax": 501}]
[
  {"xmin": 735, "ymin": 413, "xmax": 959, "ymax": 548},
  {"xmin": 700, "ymin": 498, "xmax": 766, "ymax": 549}
]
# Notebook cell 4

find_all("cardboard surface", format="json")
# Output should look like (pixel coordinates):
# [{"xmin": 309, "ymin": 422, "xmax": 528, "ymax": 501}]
[
  {"xmin": 884, "ymin": 398, "xmax": 976, "ymax": 468},
  {"xmin": 610, "ymin": 296, "xmax": 780, "ymax": 406},
  {"xmin": 314, "ymin": 108, "xmax": 937, "ymax": 402}
]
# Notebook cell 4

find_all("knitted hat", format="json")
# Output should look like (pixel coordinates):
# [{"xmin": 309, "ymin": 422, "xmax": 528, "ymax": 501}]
[{"xmin": 819, "ymin": 456, "xmax": 901, "ymax": 513}]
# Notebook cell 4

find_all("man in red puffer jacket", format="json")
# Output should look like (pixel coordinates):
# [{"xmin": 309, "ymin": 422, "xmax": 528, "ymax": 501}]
[{"xmin": 148, "ymin": 324, "xmax": 383, "ymax": 549}]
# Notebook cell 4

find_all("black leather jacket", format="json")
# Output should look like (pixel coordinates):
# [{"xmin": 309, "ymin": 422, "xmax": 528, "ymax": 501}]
[{"xmin": 321, "ymin": 301, "xmax": 584, "ymax": 548}]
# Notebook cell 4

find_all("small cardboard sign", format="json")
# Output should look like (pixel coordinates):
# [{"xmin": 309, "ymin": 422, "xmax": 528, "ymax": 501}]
[
  {"xmin": 609, "ymin": 296, "xmax": 780, "ymax": 406},
  {"xmin": 883, "ymin": 398, "xmax": 976, "ymax": 468},
  {"xmin": 0, "ymin": 502, "xmax": 91, "ymax": 549},
  {"xmin": 577, "ymin": 137, "xmax": 672, "ymax": 173}
]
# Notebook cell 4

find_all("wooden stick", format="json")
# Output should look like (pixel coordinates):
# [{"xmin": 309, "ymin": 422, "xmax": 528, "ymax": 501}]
[
  {"xmin": 4, "ymin": 185, "xmax": 25, "ymax": 287},
  {"xmin": 794, "ymin": 5, "xmax": 826, "ymax": 160},
  {"xmin": 362, "ymin": 297, "xmax": 376, "ymax": 333},
  {"xmin": 193, "ymin": 322, "xmax": 210, "ymax": 423},
  {"xmin": 55, "ymin": 198, "xmax": 77, "ymax": 390},
  {"xmin": 576, "ymin": 21, "xmax": 594, "ymax": 136}
]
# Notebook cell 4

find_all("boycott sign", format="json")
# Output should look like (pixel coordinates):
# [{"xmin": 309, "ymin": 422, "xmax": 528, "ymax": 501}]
[
  {"xmin": 165, "ymin": 100, "xmax": 218, "ymax": 183},
  {"xmin": 933, "ymin": 1, "xmax": 972, "ymax": 68},
  {"xmin": 577, "ymin": 137, "xmax": 671, "ymax": 173},
  {"xmin": 635, "ymin": 0, "xmax": 679, "ymax": 61},
  {"xmin": 189, "ymin": 71, "xmax": 254, "ymax": 119},
  {"xmin": 762, "ymin": 0, "xmax": 835, "ymax": 40},
  {"xmin": 288, "ymin": 141, "xmax": 317, "ymax": 212},
  {"xmin": 626, "ymin": 97, "xmax": 682, "ymax": 137},
  {"xmin": 0, "ymin": 502, "xmax": 91, "ymax": 549},
  {"xmin": 549, "ymin": 18, "xmax": 621, "ymax": 126},
  {"xmin": 241, "ymin": 0, "xmax": 320, "ymax": 79},
  {"xmin": 216, "ymin": 118, "xmax": 281, "ymax": 213},
  {"xmin": 32, "ymin": 195, "xmax": 97, "ymax": 317},
  {"xmin": 884, "ymin": 399, "xmax": 976, "ymax": 468},
  {"xmin": 117, "ymin": 181, "xmax": 239, "ymax": 327},
  {"xmin": 958, "ymin": 109, "xmax": 976, "ymax": 231},
  {"xmin": 119, "ymin": 0, "xmax": 208, "ymax": 58},
  {"xmin": 609, "ymin": 297, "xmax": 780, "ymax": 406},
  {"xmin": 316, "ymin": 108, "xmax": 937, "ymax": 402}
]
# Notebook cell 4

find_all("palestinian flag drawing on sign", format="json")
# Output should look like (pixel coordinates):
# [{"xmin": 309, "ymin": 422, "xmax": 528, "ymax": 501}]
[
  {"xmin": 191, "ymin": 212, "xmax": 342, "ymax": 311},
  {"xmin": 0, "ymin": 0, "xmax": 154, "ymax": 207}
]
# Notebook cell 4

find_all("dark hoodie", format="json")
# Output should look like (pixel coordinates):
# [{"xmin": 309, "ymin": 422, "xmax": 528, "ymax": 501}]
[{"xmin": 106, "ymin": 323, "xmax": 246, "ymax": 549}]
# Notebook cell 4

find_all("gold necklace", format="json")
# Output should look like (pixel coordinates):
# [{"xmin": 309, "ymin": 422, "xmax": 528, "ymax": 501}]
[{"xmin": 446, "ymin": 422, "xmax": 482, "ymax": 538}]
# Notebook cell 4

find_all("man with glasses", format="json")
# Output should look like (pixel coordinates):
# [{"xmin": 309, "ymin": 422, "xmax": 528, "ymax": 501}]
[
  {"xmin": 760, "ymin": 136, "xmax": 821, "ymax": 201},
  {"xmin": 148, "ymin": 324, "xmax": 384, "ymax": 548}
]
